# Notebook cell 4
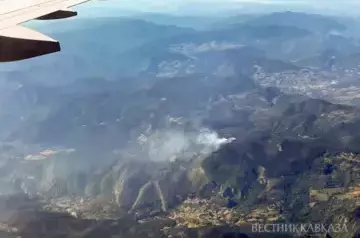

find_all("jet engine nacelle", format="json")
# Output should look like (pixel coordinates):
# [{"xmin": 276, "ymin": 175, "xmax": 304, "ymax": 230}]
[{"xmin": 36, "ymin": 8, "xmax": 77, "ymax": 20}]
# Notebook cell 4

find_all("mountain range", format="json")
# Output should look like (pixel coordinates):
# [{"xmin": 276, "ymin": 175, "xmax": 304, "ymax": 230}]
[{"xmin": 0, "ymin": 10, "xmax": 360, "ymax": 238}]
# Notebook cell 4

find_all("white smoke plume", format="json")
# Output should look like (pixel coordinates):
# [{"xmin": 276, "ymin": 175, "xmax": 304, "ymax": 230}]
[
  {"xmin": 141, "ymin": 128, "xmax": 236, "ymax": 162},
  {"xmin": 195, "ymin": 128, "xmax": 236, "ymax": 154}
]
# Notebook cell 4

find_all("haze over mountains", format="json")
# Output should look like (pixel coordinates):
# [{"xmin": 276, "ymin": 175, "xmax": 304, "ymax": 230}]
[{"xmin": 0, "ymin": 6, "xmax": 360, "ymax": 238}]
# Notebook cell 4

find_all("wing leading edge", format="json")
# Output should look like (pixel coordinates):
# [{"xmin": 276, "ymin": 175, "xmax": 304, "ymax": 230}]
[{"xmin": 0, "ymin": 0, "xmax": 91, "ymax": 62}]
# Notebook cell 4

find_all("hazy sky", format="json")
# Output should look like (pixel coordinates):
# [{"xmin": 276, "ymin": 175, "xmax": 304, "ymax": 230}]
[{"xmin": 75, "ymin": 0, "xmax": 360, "ymax": 17}]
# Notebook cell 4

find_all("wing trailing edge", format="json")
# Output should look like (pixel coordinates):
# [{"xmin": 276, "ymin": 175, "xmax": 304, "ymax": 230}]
[{"xmin": 0, "ymin": 25, "xmax": 60, "ymax": 62}]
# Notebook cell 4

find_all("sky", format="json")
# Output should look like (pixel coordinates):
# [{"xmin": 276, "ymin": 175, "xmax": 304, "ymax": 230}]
[{"xmin": 75, "ymin": 0, "xmax": 360, "ymax": 17}]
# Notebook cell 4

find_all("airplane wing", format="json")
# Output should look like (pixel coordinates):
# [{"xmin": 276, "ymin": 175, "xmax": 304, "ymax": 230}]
[{"xmin": 0, "ymin": 0, "xmax": 91, "ymax": 62}]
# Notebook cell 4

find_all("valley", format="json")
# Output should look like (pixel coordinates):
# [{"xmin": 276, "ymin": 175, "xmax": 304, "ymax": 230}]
[{"xmin": 0, "ymin": 10, "xmax": 359, "ymax": 238}]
